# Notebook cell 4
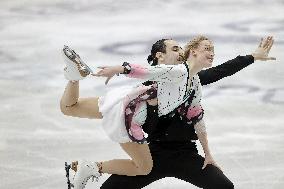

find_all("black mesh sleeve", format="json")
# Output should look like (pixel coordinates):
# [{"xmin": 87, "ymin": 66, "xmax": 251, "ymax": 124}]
[{"xmin": 198, "ymin": 55, "xmax": 254, "ymax": 86}]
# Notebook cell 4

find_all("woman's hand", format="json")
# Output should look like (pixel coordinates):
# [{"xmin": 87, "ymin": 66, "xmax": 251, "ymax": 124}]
[
  {"xmin": 92, "ymin": 66, "xmax": 124, "ymax": 85},
  {"xmin": 202, "ymin": 154, "xmax": 222, "ymax": 171},
  {"xmin": 252, "ymin": 36, "xmax": 276, "ymax": 61}
]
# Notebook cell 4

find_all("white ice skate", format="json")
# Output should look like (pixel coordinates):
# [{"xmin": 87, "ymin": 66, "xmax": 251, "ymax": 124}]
[
  {"xmin": 65, "ymin": 160, "xmax": 101, "ymax": 189},
  {"xmin": 62, "ymin": 45, "xmax": 93, "ymax": 81}
]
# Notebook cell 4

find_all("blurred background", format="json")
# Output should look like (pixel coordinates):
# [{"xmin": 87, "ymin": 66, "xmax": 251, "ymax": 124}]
[{"xmin": 0, "ymin": 0, "xmax": 283, "ymax": 188}]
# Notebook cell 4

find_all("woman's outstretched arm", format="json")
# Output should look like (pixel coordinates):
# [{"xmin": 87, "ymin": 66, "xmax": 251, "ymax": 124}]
[{"xmin": 198, "ymin": 36, "xmax": 275, "ymax": 85}]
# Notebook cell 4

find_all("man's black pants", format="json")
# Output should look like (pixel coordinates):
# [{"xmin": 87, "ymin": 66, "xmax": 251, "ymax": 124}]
[{"xmin": 100, "ymin": 141, "xmax": 234, "ymax": 189}]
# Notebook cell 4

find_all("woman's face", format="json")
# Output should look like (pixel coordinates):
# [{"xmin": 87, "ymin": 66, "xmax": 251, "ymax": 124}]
[{"xmin": 193, "ymin": 40, "xmax": 215, "ymax": 68}]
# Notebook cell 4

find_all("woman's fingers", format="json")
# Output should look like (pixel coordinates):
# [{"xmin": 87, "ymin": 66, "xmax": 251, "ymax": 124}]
[
  {"xmin": 267, "ymin": 38, "xmax": 274, "ymax": 52},
  {"xmin": 105, "ymin": 76, "xmax": 113, "ymax": 85},
  {"xmin": 264, "ymin": 36, "xmax": 273, "ymax": 49},
  {"xmin": 202, "ymin": 162, "xmax": 207, "ymax": 169},
  {"xmin": 258, "ymin": 37, "xmax": 263, "ymax": 48},
  {"xmin": 265, "ymin": 56, "xmax": 276, "ymax": 60},
  {"xmin": 262, "ymin": 37, "xmax": 270, "ymax": 49},
  {"xmin": 97, "ymin": 66, "xmax": 107, "ymax": 69},
  {"xmin": 204, "ymin": 160, "xmax": 222, "ymax": 172}
]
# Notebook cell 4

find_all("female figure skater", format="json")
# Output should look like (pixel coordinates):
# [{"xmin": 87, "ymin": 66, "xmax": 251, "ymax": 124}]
[
  {"xmin": 64, "ymin": 36, "xmax": 219, "ymax": 188},
  {"xmin": 62, "ymin": 35, "xmax": 276, "ymax": 187}
]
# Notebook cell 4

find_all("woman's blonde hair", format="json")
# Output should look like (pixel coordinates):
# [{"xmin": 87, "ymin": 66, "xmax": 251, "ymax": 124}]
[{"xmin": 184, "ymin": 35, "xmax": 209, "ymax": 60}]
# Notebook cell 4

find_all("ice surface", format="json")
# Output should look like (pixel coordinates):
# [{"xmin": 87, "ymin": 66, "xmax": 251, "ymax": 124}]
[{"xmin": 0, "ymin": 0, "xmax": 283, "ymax": 188}]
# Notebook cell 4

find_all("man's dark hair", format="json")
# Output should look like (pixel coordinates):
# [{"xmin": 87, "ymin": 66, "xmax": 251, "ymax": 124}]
[{"xmin": 147, "ymin": 39, "xmax": 169, "ymax": 66}]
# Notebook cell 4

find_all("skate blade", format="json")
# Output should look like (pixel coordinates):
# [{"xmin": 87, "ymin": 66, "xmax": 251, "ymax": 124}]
[
  {"xmin": 63, "ymin": 45, "xmax": 94, "ymax": 75},
  {"xmin": 65, "ymin": 162, "xmax": 74, "ymax": 189}
]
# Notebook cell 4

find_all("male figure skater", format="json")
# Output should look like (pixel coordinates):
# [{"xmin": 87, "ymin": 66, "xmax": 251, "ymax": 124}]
[
  {"xmin": 60, "ymin": 36, "xmax": 275, "ymax": 189},
  {"xmin": 98, "ymin": 36, "xmax": 275, "ymax": 189}
]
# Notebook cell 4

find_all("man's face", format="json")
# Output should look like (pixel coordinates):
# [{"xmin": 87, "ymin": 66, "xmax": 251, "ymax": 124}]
[
  {"xmin": 194, "ymin": 40, "xmax": 215, "ymax": 68},
  {"xmin": 160, "ymin": 40, "xmax": 184, "ymax": 65}
]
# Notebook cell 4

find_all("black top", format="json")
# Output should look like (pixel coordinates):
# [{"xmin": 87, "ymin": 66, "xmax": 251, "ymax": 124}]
[{"xmin": 142, "ymin": 55, "xmax": 255, "ymax": 142}]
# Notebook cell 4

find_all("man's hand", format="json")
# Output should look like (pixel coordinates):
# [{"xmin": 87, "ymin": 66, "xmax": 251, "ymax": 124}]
[
  {"xmin": 202, "ymin": 154, "xmax": 222, "ymax": 171},
  {"xmin": 252, "ymin": 36, "xmax": 276, "ymax": 61},
  {"xmin": 92, "ymin": 66, "xmax": 124, "ymax": 85}
]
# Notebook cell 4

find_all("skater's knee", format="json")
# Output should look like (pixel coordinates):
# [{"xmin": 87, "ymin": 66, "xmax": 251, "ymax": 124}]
[
  {"xmin": 60, "ymin": 100, "xmax": 83, "ymax": 117},
  {"xmin": 60, "ymin": 102, "xmax": 75, "ymax": 116},
  {"xmin": 136, "ymin": 165, "xmax": 152, "ymax": 175},
  {"xmin": 214, "ymin": 180, "xmax": 234, "ymax": 189},
  {"xmin": 60, "ymin": 103, "xmax": 68, "ymax": 115},
  {"xmin": 136, "ymin": 160, "xmax": 153, "ymax": 175}
]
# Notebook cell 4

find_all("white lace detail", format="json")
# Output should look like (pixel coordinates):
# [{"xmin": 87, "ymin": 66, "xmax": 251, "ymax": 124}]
[
  {"xmin": 73, "ymin": 160, "xmax": 101, "ymax": 189},
  {"xmin": 80, "ymin": 175, "xmax": 99, "ymax": 189}
]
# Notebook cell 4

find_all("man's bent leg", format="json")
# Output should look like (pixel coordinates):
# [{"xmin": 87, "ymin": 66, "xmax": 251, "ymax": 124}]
[{"xmin": 100, "ymin": 142, "xmax": 232, "ymax": 189}]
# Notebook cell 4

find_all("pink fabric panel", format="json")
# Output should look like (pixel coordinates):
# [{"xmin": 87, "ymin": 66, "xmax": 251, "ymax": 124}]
[
  {"xmin": 186, "ymin": 106, "xmax": 202, "ymax": 119},
  {"xmin": 128, "ymin": 64, "xmax": 148, "ymax": 78},
  {"xmin": 129, "ymin": 123, "xmax": 144, "ymax": 140}
]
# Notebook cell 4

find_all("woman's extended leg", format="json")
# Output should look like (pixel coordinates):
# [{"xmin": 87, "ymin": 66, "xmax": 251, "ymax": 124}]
[
  {"xmin": 100, "ymin": 142, "xmax": 153, "ymax": 176},
  {"xmin": 60, "ymin": 45, "xmax": 102, "ymax": 119},
  {"xmin": 72, "ymin": 142, "xmax": 153, "ymax": 177}
]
